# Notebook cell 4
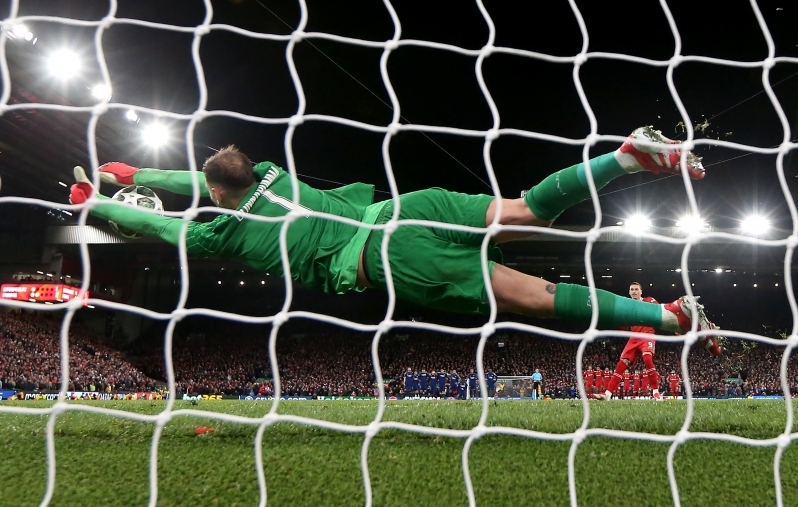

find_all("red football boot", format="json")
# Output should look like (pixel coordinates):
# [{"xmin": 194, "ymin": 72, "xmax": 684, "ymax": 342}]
[
  {"xmin": 663, "ymin": 296, "xmax": 723, "ymax": 356},
  {"xmin": 617, "ymin": 126, "xmax": 705, "ymax": 179}
]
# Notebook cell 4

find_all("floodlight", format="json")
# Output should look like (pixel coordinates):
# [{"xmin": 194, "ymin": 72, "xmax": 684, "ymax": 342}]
[
  {"xmin": 91, "ymin": 83, "xmax": 111, "ymax": 101},
  {"xmin": 675, "ymin": 215, "xmax": 707, "ymax": 233},
  {"xmin": 714, "ymin": 268, "xmax": 723, "ymax": 273},
  {"xmin": 142, "ymin": 124, "xmax": 169, "ymax": 148},
  {"xmin": 47, "ymin": 49, "xmax": 81, "ymax": 79},
  {"xmin": 125, "ymin": 109, "xmax": 139, "ymax": 122},
  {"xmin": 12, "ymin": 24, "xmax": 33, "ymax": 41},
  {"xmin": 12, "ymin": 24, "xmax": 28, "ymax": 37},
  {"xmin": 740, "ymin": 215, "xmax": 770, "ymax": 235},
  {"xmin": 622, "ymin": 214, "xmax": 652, "ymax": 234}
]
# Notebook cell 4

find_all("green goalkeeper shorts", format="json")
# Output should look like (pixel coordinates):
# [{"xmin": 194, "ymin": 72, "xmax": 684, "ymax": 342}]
[{"xmin": 363, "ymin": 188, "xmax": 502, "ymax": 314}]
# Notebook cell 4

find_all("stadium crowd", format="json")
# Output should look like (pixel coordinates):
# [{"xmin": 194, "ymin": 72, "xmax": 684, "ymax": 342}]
[
  {"xmin": 0, "ymin": 312, "xmax": 154, "ymax": 393},
  {"xmin": 2, "ymin": 311, "xmax": 798, "ymax": 399},
  {"xmin": 121, "ymin": 319, "xmax": 798, "ymax": 399}
]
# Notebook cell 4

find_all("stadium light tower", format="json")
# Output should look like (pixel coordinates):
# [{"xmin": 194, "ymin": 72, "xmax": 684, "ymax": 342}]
[
  {"xmin": 47, "ymin": 49, "xmax": 81, "ymax": 79},
  {"xmin": 740, "ymin": 215, "xmax": 770, "ymax": 235},
  {"xmin": 620, "ymin": 214, "xmax": 652, "ymax": 235},
  {"xmin": 675, "ymin": 215, "xmax": 708, "ymax": 234},
  {"xmin": 142, "ymin": 124, "xmax": 169, "ymax": 148}
]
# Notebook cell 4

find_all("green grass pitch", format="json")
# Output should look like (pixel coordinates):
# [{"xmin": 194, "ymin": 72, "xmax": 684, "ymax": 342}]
[{"xmin": 1, "ymin": 399, "xmax": 798, "ymax": 506}]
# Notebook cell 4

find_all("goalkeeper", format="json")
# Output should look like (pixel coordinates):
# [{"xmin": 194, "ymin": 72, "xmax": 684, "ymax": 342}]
[{"xmin": 68, "ymin": 126, "xmax": 720, "ymax": 344}]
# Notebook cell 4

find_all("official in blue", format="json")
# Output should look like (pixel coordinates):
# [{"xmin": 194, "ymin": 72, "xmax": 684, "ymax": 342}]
[
  {"xmin": 437, "ymin": 370, "xmax": 447, "ymax": 398},
  {"xmin": 486, "ymin": 369, "xmax": 498, "ymax": 397},
  {"xmin": 531, "ymin": 369, "xmax": 543, "ymax": 400}
]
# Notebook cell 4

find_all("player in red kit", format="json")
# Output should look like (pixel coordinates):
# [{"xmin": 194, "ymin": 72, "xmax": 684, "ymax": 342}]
[
  {"xmin": 596, "ymin": 282, "xmax": 710, "ymax": 401},
  {"xmin": 641, "ymin": 367, "xmax": 650, "ymax": 394},
  {"xmin": 668, "ymin": 370, "xmax": 681, "ymax": 397},
  {"xmin": 584, "ymin": 366, "xmax": 595, "ymax": 395},
  {"xmin": 623, "ymin": 370, "xmax": 631, "ymax": 398},
  {"xmin": 632, "ymin": 369, "xmax": 641, "ymax": 397}
]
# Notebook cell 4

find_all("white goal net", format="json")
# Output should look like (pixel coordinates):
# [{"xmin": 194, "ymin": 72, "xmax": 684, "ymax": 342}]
[{"xmin": 1, "ymin": 1, "xmax": 797, "ymax": 506}]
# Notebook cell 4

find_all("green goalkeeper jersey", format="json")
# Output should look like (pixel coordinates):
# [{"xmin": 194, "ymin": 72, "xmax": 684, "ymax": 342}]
[{"xmin": 90, "ymin": 162, "xmax": 384, "ymax": 294}]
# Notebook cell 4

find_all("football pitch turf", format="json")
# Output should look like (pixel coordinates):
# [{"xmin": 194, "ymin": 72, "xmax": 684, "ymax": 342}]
[{"xmin": 1, "ymin": 399, "xmax": 797, "ymax": 507}]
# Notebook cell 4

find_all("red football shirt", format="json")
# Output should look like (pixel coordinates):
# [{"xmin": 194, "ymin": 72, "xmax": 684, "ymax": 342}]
[{"xmin": 630, "ymin": 296, "xmax": 658, "ymax": 335}]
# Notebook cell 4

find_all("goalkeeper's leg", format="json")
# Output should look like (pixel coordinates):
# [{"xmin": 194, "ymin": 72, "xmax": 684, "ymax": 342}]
[
  {"xmin": 490, "ymin": 265, "xmax": 718, "ymax": 339},
  {"xmin": 487, "ymin": 126, "xmax": 704, "ymax": 243}
]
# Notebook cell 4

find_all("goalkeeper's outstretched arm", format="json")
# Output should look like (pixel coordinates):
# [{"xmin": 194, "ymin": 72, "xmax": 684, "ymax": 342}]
[
  {"xmin": 135, "ymin": 168, "xmax": 210, "ymax": 198},
  {"xmin": 98, "ymin": 162, "xmax": 210, "ymax": 198},
  {"xmin": 91, "ymin": 195, "xmax": 187, "ymax": 246},
  {"xmin": 70, "ymin": 166, "xmax": 202, "ymax": 249}
]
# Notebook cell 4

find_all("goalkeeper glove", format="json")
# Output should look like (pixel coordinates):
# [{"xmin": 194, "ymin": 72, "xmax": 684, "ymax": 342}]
[
  {"xmin": 69, "ymin": 166, "xmax": 95, "ymax": 204},
  {"xmin": 98, "ymin": 162, "xmax": 138, "ymax": 185}
]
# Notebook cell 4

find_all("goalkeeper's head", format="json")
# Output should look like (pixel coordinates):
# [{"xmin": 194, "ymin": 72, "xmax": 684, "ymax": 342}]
[{"xmin": 203, "ymin": 145, "xmax": 257, "ymax": 209}]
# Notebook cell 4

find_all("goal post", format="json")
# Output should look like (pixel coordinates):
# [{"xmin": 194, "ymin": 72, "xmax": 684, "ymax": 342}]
[{"xmin": 494, "ymin": 376, "xmax": 534, "ymax": 399}]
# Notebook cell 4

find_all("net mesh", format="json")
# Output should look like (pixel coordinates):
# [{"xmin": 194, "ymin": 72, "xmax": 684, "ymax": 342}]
[{"xmin": 0, "ymin": 1, "xmax": 797, "ymax": 506}]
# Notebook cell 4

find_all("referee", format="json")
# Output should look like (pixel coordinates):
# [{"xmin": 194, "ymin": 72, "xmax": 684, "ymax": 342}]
[{"xmin": 531, "ymin": 369, "xmax": 543, "ymax": 400}]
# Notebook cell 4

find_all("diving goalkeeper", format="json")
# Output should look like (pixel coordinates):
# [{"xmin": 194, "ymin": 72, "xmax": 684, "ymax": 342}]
[{"xmin": 68, "ymin": 126, "xmax": 721, "ymax": 346}]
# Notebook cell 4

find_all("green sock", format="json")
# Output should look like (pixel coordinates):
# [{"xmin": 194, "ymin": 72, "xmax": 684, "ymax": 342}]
[
  {"xmin": 524, "ymin": 152, "xmax": 626, "ymax": 221},
  {"xmin": 553, "ymin": 283, "xmax": 662, "ymax": 329}
]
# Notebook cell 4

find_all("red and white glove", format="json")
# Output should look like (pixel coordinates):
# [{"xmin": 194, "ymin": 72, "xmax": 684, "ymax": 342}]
[
  {"xmin": 98, "ymin": 162, "xmax": 139, "ymax": 185},
  {"xmin": 69, "ymin": 166, "xmax": 95, "ymax": 204}
]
